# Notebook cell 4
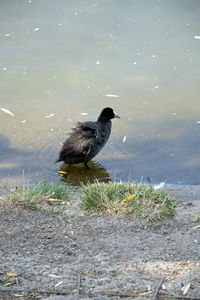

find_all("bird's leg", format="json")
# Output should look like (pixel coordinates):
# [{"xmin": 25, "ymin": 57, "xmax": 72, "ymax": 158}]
[{"xmin": 84, "ymin": 162, "xmax": 90, "ymax": 169}]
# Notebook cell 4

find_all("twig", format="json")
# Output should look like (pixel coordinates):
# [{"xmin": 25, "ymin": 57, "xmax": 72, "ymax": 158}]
[
  {"xmin": 159, "ymin": 292, "xmax": 200, "ymax": 300},
  {"xmin": 153, "ymin": 277, "xmax": 165, "ymax": 300},
  {"xmin": 75, "ymin": 274, "xmax": 81, "ymax": 300}
]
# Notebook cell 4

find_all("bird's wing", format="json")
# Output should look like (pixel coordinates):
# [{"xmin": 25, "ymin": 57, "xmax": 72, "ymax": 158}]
[
  {"xmin": 74, "ymin": 122, "xmax": 98, "ymax": 138},
  {"xmin": 57, "ymin": 122, "xmax": 98, "ymax": 161}
]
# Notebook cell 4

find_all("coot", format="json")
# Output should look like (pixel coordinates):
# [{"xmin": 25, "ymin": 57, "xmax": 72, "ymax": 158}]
[{"xmin": 56, "ymin": 107, "xmax": 120, "ymax": 167}]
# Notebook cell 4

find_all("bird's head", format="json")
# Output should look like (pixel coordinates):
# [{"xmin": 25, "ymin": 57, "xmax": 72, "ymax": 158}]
[{"xmin": 98, "ymin": 107, "xmax": 120, "ymax": 122}]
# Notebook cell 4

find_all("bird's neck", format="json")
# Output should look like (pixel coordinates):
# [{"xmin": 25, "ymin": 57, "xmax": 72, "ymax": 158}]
[{"xmin": 97, "ymin": 116, "xmax": 111, "ymax": 123}]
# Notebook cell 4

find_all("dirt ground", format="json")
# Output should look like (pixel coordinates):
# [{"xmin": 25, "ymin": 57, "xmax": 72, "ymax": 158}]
[{"xmin": 0, "ymin": 185, "xmax": 200, "ymax": 300}]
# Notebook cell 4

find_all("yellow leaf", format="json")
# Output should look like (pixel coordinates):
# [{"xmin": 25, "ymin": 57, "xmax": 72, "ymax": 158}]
[
  {"xmin": 121, "ymin": 194, "xmax": 136, "ymax": 203},
  {"xmin": 6, "ymin": 270, "xmax": 17, "ymax": 277},
  {"xmin": 83, "ymin": 270, "xmax": 89, "ymax": 275}
]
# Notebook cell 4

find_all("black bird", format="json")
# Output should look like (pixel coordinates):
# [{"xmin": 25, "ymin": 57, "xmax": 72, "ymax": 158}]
[{"xmin": 56, "ymin": 107, "xmax": 120, "ymax": 167}]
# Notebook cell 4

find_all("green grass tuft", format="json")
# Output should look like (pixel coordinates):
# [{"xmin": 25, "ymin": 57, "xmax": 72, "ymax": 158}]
[
  {"xmin": 79, "ymin": 181, "xmax": 176, "ymax": 221},
  {"xmin": 1, "ymin": 178, "xmax": 69, "ymax": 215}
]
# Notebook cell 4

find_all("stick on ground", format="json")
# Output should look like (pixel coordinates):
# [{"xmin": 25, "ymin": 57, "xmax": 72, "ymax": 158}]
[
  {"xmin": 153, "ymin": 277, "xmax": 165, "ymax": 300},
  {"xmin": 75, "ymin": 274, "xmax": 81, "ymax": 300}
]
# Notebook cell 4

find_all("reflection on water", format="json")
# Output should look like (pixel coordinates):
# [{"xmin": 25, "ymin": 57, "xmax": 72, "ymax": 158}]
[
  {"xmin": 1, "ymin": 0, "xmax": 200, "ymax": 185},
  {"xmin": 58, "ymin": 161, "xmax": 111, "ymax": 185}
]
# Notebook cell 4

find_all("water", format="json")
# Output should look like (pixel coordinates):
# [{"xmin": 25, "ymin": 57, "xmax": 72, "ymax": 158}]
[{"xmin": 1, "ymin": 0, "xmax": 200, "ymax": 185}]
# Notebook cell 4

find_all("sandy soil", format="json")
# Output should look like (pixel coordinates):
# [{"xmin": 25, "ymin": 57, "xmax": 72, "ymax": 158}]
[{"xmin": 0, "ymin": 186, "xmax": 200, "ymax": 300}]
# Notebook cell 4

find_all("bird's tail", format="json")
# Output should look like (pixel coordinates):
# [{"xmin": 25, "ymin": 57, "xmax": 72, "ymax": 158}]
[{"xmin": 55, "ymin": 157, "xmax": 61, "ymax": 163}]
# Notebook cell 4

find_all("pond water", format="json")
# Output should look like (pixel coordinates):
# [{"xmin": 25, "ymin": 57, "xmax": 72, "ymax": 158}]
[{"xmin": 1, "ymin": 0, "xmax": 200, "ymax": 185}]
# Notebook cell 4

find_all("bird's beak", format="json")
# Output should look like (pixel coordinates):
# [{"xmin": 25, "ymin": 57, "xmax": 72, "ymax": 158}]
[{"xmin": 114, "ymin": 112, "xmax": 120, "ymax": 119}]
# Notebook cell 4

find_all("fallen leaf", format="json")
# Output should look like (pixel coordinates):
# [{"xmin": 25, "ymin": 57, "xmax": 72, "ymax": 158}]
[
  {"xmin": 121, "ymin": 194, "xmax": 136, "ymax": 203},
  {"xmin": 83, "ymin": 270, "xmax": 89, "ymax": 275},
  {"xmin": 6, "ymin": 270, "xmax": 17, "ymax": 277}
]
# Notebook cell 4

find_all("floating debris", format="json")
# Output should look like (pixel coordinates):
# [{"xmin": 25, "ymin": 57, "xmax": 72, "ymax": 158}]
[
  {"xmin": 196, "ymin": 121, "xmax": 200, "ymax": 124},
  {"xmin": 45, "ymin": 113, "xmax": 54, "ymax": 118},
  {"xmin": 1, "ymin": 107, "xmax": 15, "ymax": 116},
  {"xmin": 194, "ymin": 35, "xmax": 200, "ymax": 40},
  {"xmin": 154, "ymin": 85, "xmax": 160, "ymax": 89},
  {"xmin": 34, "ymin": 27, "xmax": 40, "ymax": 31},
  {"xmin": 80, "ymin": 112, "xmax": 88, "ymax": 116},
  {"xmin": 21, "ymin": 120, "xmax": 26, "ymax": 123},
  {"xmin": 103, "ymin": 94, "xmax": 119, "ymax": 98},
  {"xmin": 122, "ymin": 135, "xmax": 127, "ymax": 143}
]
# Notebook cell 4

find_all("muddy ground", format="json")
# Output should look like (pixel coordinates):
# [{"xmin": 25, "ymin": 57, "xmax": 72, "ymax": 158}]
[{"xmin": 0, "ymin": 185, "xmax": 200, "ymax": 300}]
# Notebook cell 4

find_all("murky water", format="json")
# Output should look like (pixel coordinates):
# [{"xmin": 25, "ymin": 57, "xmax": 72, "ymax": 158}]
[{"xmin": 1, "ymin": 0, "xmax": 200, "ymax": 185}]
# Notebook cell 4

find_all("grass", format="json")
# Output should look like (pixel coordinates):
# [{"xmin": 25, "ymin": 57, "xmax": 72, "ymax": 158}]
[
  {"xmin": 0, "ymin": 178, "xmax": 69, "ymax": 215},
  {"xmin": 0, "ymin": 178, "xmax": 176, "ymax": 220},
  {"xmin": 79, "ymin": 181, "xmax": 176, "ymax": 221}
]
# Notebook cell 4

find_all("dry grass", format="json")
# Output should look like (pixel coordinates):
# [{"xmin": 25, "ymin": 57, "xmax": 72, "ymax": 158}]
[
  {"xmin": 0, "ymin": 178, "xmax": 69, "ymax": 215},
  {"xmin": 80, "ymin": 181, "xmax": 176, "ymax": 221}
]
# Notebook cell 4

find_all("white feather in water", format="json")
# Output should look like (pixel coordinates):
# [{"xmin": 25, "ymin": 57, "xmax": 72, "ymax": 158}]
[
  {"xmin": 1, "ymin": 107, "xmax": 15, "ymax": 116},
  {"xmin": 123, "ymin": 135, "xmax": 127, "ymax": 143},
  {"xmin": 103, "ymin": 94, "xmax": 119, "ymax": 98}
]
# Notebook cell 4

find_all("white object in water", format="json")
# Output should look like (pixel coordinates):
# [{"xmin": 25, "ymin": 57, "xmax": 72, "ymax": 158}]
[
  {"xmin": 45, "ymin": 113, "xmax": 54, "ymax": 118},
  {"xmin": 103, "ymin": 94, "xmax": 119, "ymax": 98},
  {"xmin": 1, "ymin": 107, "xmax": 15, "ymax": 116},
  {"xmin": 153, "ymin": 182, "xmax": 165, "ymax": 190},
  {"xmin": 122, "ymin": 135, "xmax": 127, "ymax": 143}
]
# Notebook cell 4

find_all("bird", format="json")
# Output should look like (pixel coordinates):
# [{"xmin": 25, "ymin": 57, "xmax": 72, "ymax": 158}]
[{"xmin": 55, "ymin": 107, "xmax": 120, "ymax": 168}]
